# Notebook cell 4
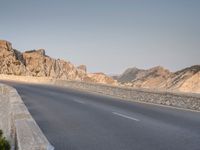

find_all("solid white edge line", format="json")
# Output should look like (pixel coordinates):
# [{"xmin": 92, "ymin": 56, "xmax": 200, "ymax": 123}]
[{"xmin": 112, "ymin": 112, "xmax": 140, "ymax": 122}]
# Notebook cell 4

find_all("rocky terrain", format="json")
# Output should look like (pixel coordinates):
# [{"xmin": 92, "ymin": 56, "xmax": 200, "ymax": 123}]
[
  {"xmin": 1, "ymin": 39, "xmax": 199, "ymax": 93},
  {"xmin": 113, "ymin": 67, "xmax": 145, "ymax": 83},
  {"xmin": 0, "ymin": 40, "xmax": 116, "ymax": 85},
  {"xmin": 87, "ymin": 73, "xmax": 118, "ymax": 85},
  {"xmin": 114, "ymin": 65, "xmax": 200, "ymax": 93}
]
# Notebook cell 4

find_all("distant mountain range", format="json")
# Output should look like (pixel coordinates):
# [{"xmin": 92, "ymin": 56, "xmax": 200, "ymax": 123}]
[
  {"xmin": 0, "ymin": 40, "xmax": 199, "ymax": 94},
  {"xmin": 113, "ymin": 65, "xmax": 200, "ymax": 93},
  {"xmin": 0, "ymin": 40, "xmax": 117, "ymax": 85}
]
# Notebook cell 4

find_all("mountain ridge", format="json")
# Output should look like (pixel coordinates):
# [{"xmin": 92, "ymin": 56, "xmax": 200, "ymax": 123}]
[
  {"xmin": 1, "ymin": 39, "xmax": 199, "ymax": 93},
  {"xmin": 0, "ymin": 40, "xmax": 117, "ymax": 85},
  {"xmin": 114, "ymin": 65, "xmax": 200, "ymax": 93}
]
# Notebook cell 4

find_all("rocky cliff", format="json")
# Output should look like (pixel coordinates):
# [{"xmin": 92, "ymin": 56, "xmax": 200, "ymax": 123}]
[
  {"xmin": 0, "ymin": 40, "xmax": 116, "ymax": 85},
  {"xmin": 0, "ymin": 40, "xmax": 26, "ymax": 75},
  {"xmin": 114, "ymin": 66, "xmax": 200, "ymax": 93},
  {"xmin": 1, "ymin": 40, "xmax": 198, "ymax": 93},
  {"xmin": 164, "ymin": 65, "xmax": 200, "ymax": 93},
  {"xmin": 113, "ymin": 67, "xmax": 145, "ymax": 83},
  {"xmin": 88, "ymin": 73, "xmax": 118, "ymax": 85}
]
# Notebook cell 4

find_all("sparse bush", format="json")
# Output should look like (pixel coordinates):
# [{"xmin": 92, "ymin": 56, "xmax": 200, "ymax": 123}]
[{"xmin": 0, "ymin": 130, "xmax": 10, "ymax": 150}]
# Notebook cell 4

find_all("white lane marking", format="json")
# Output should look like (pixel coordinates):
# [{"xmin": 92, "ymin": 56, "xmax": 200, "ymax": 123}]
[
  {"xmin": 112, "ymin": 112, "xmax": 140, "ymax": 122},
  {"xmin": 72, "ymin": 99, "xmax": 86, "ymax": 104}
]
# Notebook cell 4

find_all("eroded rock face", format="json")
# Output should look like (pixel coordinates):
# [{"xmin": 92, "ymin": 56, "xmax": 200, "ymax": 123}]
[
  {"xmin": 77, "ymin": 65, "xmax": 87, "ymax": 73},
  {"xmin": 0, "ymin": 40, "xmax": 88, "ymax": 80},
  {"xmin": 0, "ymin": 40, "xmax": 27, "ymax": 76},
  {"xmin": 113, "ymin": 67, "xmax": 144, "ymax": 83},
  {"xmin": 129, "ymin": 66, "xmax": 172, "ymax": 89},
  {"xmin": 88, "ymin": 73, "xmax": 118, "ymax": 85},
  {"xmin": 115, "ymin": 65, "xmax": 200, "ymax": 93},
  {"xmin": 0, "ymin": 40, "xmax": 117, "ymax": 85},
  {"xmin": 165, "ymin": 65, "xmax": 200, "ymax": 92},
  {"xmin": 22, "ymin": 50, "xmax": 92, "ymax": 80}
]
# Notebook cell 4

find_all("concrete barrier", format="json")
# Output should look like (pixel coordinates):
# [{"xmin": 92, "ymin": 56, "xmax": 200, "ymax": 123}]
[
  {"xmin": 0, "ymin": 84, "xmax": 54, "ymax": 150},
  {"xmin": 55, "ymin": 80, "xmax": 200, "ymax": 111}
]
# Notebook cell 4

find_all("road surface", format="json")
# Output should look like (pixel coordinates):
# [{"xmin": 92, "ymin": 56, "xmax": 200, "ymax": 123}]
[{"xmin": 2, "ymin": 81, "xmax": 200, "ymax": 150}]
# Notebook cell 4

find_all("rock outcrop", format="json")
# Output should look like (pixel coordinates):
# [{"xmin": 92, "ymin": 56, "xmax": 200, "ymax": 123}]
[
  {"xmin": 1, "ymin": 40, "xmax": 198, "ymax": 93},
  {"xmin": 113, "ymin": 67, "xmax": 144, "ymax": 83},
  {"xmin": 88, "ymin": 73, "xmax": 118, "ymax": 85},
  {"xmin": 114, "ymin": 65, "xmax": 200, "ymax": 93},
  {"xmin": 0, "ymin": 40, "xmax": 27, "ymax": 76},
  {"xmin": 164, "ymin": 65, "xmax": 200, "ymax": 93},
  {"xmin": 77, "ymin": 65, "xmax": 87, "ymax": 73},
  {"xmin": 0, "ymin": 40, "xmax": 117, "ymax": 85},
  {"xmin": 22, "ymin": 49, "xmax": 87, "ymax": 80},
  {"xmin": 129, "ymin": 66, "xmax": 172, "ymax": 89}
]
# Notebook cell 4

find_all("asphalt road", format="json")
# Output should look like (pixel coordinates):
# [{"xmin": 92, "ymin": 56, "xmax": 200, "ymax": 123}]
[{"xmin": 2, "ymin": 81, "xmax": 200, "ymax": 150}]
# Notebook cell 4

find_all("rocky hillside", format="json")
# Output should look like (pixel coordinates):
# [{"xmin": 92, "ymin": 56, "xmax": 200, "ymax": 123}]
[
  {"xmin": 1, "ymin": 40, "xmax": 198, "ymax": 93},
  {"xmin": 113, "ymin": 67, "xmax": 145, "ymax": 83},
  {"xmin": 114, "ymin": 66, "xmax": 200, "ymax": 93},
  {"xmin": 164, "ymin": 65, "xmax": 200, "ymax": 93},
  {"xmin": 88, "ymin": 73, "xmax": 118, "ymax": 85},
  {"xmin": 128, "ymin": 66, "xmax": 172, "ymax": 89},
  {"xmin": 0, "ymin": 40, "xmax": 116, "ymax": 85}
]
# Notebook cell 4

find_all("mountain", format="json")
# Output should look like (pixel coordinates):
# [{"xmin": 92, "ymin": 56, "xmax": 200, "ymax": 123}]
[
  {"xmin": 88, "ymin": 73, "xmax": 118, "ymax": 85},
  {"xmin": 164, "ymin": 65, "xmax": 200, "ymax": 93},
  {"xmin": 1, "ymin": 40, "xmax": 198, "ymax": 93},
  {"xmin": 129, "ymin": 66, "xmax": 172, "ymax": 89},
  {"xmin": 113, "ymin": 67, "xmax": 145, "ymax": 83},
  {"xmin": 114, "ymin": 65, "xmax": 200, "ymax": 93},
  {"xmin": 0, "ymin": 40, "xmax": 117, "ymax": 85}
]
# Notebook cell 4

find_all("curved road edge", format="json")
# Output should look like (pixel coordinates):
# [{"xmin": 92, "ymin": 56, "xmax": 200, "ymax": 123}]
[{"xmin": 0, "ymin": 83, "xmax": 54, "ymax": 150}]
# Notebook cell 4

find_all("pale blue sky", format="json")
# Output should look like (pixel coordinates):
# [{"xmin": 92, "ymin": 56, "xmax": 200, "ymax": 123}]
[{"xmin": 0, "ymin": 0, "xmax": 200, "ymax": 74}]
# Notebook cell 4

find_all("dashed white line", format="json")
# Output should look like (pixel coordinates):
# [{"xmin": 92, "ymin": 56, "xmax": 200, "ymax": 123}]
[
  {"xmin": 112, "ymin": 112, "xmax": 140, "ymax": 122},
  {"xmin": 72, "ymin": 99, "xmax": 86, "ymax": 104}
]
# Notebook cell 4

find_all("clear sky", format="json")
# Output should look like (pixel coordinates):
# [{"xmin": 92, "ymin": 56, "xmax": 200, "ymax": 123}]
[{"xmin": 0, "ymin": 0, "xmax": 200, "ymax": 74}]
